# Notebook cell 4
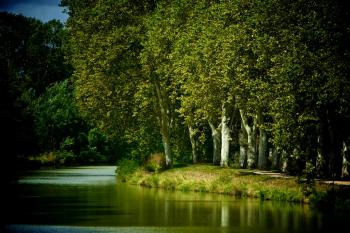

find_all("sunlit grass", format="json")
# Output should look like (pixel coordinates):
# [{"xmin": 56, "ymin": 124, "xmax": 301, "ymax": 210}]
[{"xmin": 123, "ymin": 164, "xmax": 311, "ymax": 203}]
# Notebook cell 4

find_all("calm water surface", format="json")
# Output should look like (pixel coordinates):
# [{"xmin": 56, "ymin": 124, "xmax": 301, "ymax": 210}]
[{"xmin": 2, "ymin": 166, "xmax": 348, "ymax": 232}]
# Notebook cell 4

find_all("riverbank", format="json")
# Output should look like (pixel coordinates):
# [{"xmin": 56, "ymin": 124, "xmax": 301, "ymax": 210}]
[{"xmin": 120, "ymin": 164, "xmax": 350, "ymax": 208}]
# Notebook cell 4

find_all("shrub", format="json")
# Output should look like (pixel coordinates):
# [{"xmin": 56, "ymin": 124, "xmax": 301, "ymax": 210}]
[
  {"xmin": 116, "ymin": 159, "xmax": 140, "ymax": 181},
  {"xmin": 144, "ymin": 153, "xmax": 165, "ymax": 173},
  {"xmin": 179, "ymin": 183, "xmax": 191, "ymax": 192},
  {"xmin": 160, "ymin": 178, "xmax": 177, "ymax": 190}
]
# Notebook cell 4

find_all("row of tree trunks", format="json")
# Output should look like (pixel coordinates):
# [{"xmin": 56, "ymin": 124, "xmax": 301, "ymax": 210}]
[
  {"xmin": 188, "ymin": 107, "xmax": 349, "ymax": 178},
  {"xmin": 151, "ymin": 69, "xmax": 345, "ymax": 179},
  {"xmin": 189, "ymin": 106, "xmax": 271, "ymax": 169},
  {"xmin": 184, "ymin": 108, "xmax": 347, "ymax": 179},
  {"xmin": 316, "ymin": 109, "xmax": 347, "ymax": 179}
]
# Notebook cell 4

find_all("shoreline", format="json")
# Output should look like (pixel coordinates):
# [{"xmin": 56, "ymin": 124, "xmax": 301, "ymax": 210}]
[
  {"xmin": 120, "ymin": 164, "xmax": 350, "ymax": 209},
  {"xmin": 122, "ymin": 164, "xmax": 310, "ymax": 202}
]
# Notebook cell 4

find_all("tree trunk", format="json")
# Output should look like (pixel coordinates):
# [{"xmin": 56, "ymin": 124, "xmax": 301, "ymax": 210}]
[
  {"xmin": 342, "ymin": 140, "xmax": 350, "ymax": 178},
  {"xmin": 239, "ymin": 110, "xmax": 257, "ymax": 168},
  {"xmin": 161, "ymin": 133, "xmax": 172, "ymax": 166},
  {"xmin": 258, "ymin": 128, "xmax": 268, "ymax": 170},
  {"xmin": 316, "ymin": 133, "xmax": 327, "ymax": 178},
  {"xmin": 326, "ymin": 109, "xmax": 342, "ymax": 179},
  {"xmin": 257, "ymin": 110, "xmax": 268, "ymax": 170},
  {"xmin": 247, "ymin": 135, "xmax": 257, "ymax": 168},
  {"xmin": 270, "ymin": 148, "xmax": 279, "ymax": 170},
  {"xmin": 239, "ymin": 122, "xmax": 248, "ymax": 168},
  {"xmin": 240, "ymin": 145, "xmax": 248, "ymax": 168},
  {"xmin": 154, "ymin": 80, "xmax": 172, "ymax": 167},
  {"xmin": 229, "ymin": 108, "xmax": 241, "ymax": 165},
  {"xmin": 221, "ymin": 103, "xmax": 230, "ymax": 167},
  {"xmin": 209, "ymin": 121, "xmax": 221, "ymax": 165},
  {"xmin": 188, "ymin": 125, "xmax": 198, "ymax": 164}
]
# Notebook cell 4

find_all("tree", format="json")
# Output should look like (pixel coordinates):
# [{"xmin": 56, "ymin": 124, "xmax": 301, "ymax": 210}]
[
  {"xmin": 31, "ymin": 80, "xmax": 83, "ymax": 152},
  {"xmin": 140, "ymin": 0, "xmax": 197, "ymax": 166},
  {"xmin": 171, "ymin": 0, "xmax": 243, "ymax": 167},
  {"xmin": 239, "ymin": 0, "xmax": 350, "ymax": 176},
  {"xmin": 61, "ymin": 0, "xmax": 350, "ymax": 178},
  {"xmin": 62, "ymin": 0, "xmax": 164, "ymax": 162},
  {"xmin": 0, "ymin": 12, "xmax": 71, "ymax": 180}
]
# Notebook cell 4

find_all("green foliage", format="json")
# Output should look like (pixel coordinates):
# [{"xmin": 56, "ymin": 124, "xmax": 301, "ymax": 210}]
[
  {"xmin": 60, "ymin": 0, "xmax": 350, "ymax": 180},
  {"xmin": 63, "ymin": 0, "xmax": 169, "ymax": 164},
  {"xmin": 57, "ymin": 137, "xmax": 75, "ymax": 164},
  {"xmin": 0, "ymin": 13, "xmax": 73, "ymax": 179},
  {"xmin": 310, "ymin": 187, "xmax": 350, "ymax": 211},
  {"xmin": 31, "ymin": 80, "xmax": 81, "ymax": 151},
  {"xmin": 65, "ymin": 0, "xmax": 147, "ymax": 133},
  {"xmin": 116, "ymin": 159, "xmax": 140, "ymax": 181},
  {"xmin": 31, "ymin": 79, "xmax": 119, "ymax": 165},
  {"xmin": 80, "ymin": 128, "xmax": 108, "ymax": 163}
]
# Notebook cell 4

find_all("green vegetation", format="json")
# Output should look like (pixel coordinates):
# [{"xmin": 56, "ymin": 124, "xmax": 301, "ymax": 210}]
[
  {"xmin": 1, "ymin": 0, "xmax": 350, "ymax": 208},
  {"xmin": 144, "ymin": 153, "xmax": 166, "ymax": 173},
  {"xmin": 0, "ymin": 12, "xmax": 120, "ymax": 180},
  {"xmin": 120, "ymin": 164, "xmax": 350, "ymax": 209},
  {"xmin": 116, "ymin": 159, "xmax": 140, "ymax": 182},
  {"xmin": 122, "ymin": 164, "xmax": 317, "ymax": 202},
  {"xmin": 60, "ymin": 0, "xmax": 350, "ymax": 182}
]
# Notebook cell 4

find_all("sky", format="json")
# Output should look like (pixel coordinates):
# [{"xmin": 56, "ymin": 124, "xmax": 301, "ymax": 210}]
[{"xmin": 0, "ymin": 0, "xmax": 68, "ymax": 23}]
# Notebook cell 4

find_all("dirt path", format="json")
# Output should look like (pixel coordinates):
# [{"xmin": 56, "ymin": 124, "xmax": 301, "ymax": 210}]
[
  {"xmin": 319, "ymin": 180, "xmax": 350, "ymax": 186},
  {"xmin": 247, "ymin": 169, "xmax": 350, "ymax": 186}
]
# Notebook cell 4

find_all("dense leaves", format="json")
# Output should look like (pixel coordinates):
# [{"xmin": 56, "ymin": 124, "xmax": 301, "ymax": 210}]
[
  {"xmin": 62, "ymin": 0, "xmax": 350, "ymax": 178},
  {"xmin": 0, "ymin": 13, "xmax": 73, "ymax": 180},
  {"xmin": 2, "ymin": 0, "xmax": 350, "ymax": 180},
  {"xmin": 1, "ymin": 12, "xmax": 117, "ymax": 179}
]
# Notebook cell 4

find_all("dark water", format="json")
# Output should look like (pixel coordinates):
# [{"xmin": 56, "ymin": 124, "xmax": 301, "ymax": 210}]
[{"xmin": 1, "ymin": 166, "xmax": 348, "ymax": 232}]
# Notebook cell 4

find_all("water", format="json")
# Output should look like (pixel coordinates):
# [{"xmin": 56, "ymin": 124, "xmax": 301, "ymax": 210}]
[{"xmin": 1, "ymin": 166, "xmax": 348, "ymax": 232}]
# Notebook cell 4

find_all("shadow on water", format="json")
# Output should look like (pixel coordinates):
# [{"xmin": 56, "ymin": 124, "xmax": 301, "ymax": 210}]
[{"xmin": 2, "ymin": 166, "xmax": 349, "ymax": 233}]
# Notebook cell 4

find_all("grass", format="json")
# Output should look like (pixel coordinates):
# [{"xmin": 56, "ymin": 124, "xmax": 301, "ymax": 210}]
[
  {"xmin": 121, "ymin": 164, "xmax": 329, "ymax": 203},
  {"xmin": 120, "ymin": 163, "xmax": 350, "ymax": 209}
]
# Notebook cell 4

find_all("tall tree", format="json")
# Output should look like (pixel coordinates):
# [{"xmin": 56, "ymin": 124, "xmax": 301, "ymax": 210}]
[
  {"xmin": 0, "ymin": 12, "xmax": 71, "ymax": 180},
  {"xmin": 240, "ymin": 0, "xmax": 350, "ymax": 176},
  {"xmin": 62, "ymin": 0, "xmax": 164, "ymax": 161}
]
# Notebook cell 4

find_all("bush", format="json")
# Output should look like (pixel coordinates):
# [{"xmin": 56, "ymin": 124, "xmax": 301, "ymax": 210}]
[
  {"xmin": 116, "ymin": 159, "xmax": 140, "ymax": 181},
  {"xmin": 27, "ymin": 151, "xmax": 73, "ymax": 167},
  {"xmin": 144, "ymin": 153, "xmax": 165, "ymax": 173}
]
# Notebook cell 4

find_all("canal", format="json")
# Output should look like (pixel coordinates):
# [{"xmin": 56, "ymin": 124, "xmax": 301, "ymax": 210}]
[{"xmin": 2, "ymin": 166, "xmax": 348, "ymax": 232}]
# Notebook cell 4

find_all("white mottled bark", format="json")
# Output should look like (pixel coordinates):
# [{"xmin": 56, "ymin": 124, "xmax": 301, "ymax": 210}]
[
  {"xmin": 240, "ymin": 144, "xmax": 247, "ymax": 168},
  {"xmin": 162, "ymin": 134, "xmax": 172, "ymax": 166},
  {"xmin": 188, "ymin": 126, "xmax": 198, "ymax": 164},
  {"xmin": 342, "ymin": 140, "xmax": 349, "ymax": 178},
  {"xmin": 220, "ymin": 103, "xmax": 230, "ymax": 167},
  {"xmin": 155, "ymin": 80, "xmax": 172, "ymax": 167},
  {"xmin": 239, "ymin": 110, "xmax": 257, "ymax": 168},
  {"xmin": 209, "ymin": 121, "xmax": 221, "ymax": 165},
  {"xmin": 239, "ymin": 122, "xmax": 248, "ymax": 168}
]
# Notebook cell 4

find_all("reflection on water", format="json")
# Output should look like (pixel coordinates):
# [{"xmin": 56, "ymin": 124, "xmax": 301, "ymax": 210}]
[
  {"xmin": 18, "ymin": 166, "xmax": 117, "ymax": 185},
  {"xmin": 2, "ymin": 166, "xmax": 349, "ymax": 233}
]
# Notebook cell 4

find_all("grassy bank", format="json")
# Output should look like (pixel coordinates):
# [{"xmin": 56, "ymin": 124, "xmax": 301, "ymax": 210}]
[
  {"xmin": 119, "ymin": 164, "xmax": 334, "ymax": 203},
  {"xmin": 118, "ymin": 163, "xmax": 350, "ymax": 210}
]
